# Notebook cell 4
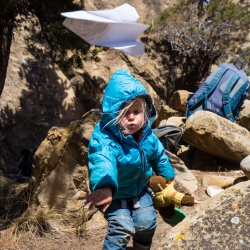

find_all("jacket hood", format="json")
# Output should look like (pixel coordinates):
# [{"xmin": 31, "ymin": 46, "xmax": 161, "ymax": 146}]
[{"xmin": 101, "ymin": 69, "xmax": 156, "ymax": 131}]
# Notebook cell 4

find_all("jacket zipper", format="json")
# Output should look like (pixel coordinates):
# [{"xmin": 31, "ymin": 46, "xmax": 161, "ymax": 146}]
[{"xmin": 136, "ymin": 127, "xmax": 149, "ymax": 192}]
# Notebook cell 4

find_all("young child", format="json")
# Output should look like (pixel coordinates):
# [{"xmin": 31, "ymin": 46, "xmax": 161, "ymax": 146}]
[{"xmin": 84, "ymin": 69, "xmax": 175, "ymax": 250}]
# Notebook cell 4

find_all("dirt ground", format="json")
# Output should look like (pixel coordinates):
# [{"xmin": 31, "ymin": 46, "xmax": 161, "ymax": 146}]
[
  {"xmin": 0, "ymin": 161, "xmax": 246, "ymax": 250},
  {"xmin": 0, "ymin": 202, "xmax": 198, "ymax": 250}
]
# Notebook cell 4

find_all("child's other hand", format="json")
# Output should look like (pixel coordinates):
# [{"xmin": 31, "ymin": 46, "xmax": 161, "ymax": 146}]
[
  {"xmin": 84, "ymin": 186, "xmax": 112, "ymax": 212},
  {"xmin": 167, "ymin": 178, "xmax": 175, "ymax": 185}
]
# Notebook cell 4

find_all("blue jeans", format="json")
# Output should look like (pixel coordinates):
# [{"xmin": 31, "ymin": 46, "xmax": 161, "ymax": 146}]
[{"xmin": 102, "ymin": 189, "xmax": 157, "ymax": 250}]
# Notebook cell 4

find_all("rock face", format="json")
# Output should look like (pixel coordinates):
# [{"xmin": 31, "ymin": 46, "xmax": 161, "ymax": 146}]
[
  {"xmin": 83, "ymin": 0, "xmax": 178, "ymax": 23},
  {"xmin": 1, "ymin": 2, "xmax": 197, "ymax": 171},
  {"xmin": 0, "ymin": 30, "xmax": 162, "ymax": 171},
  {"xmin": 183, "ymin": 110, "xmax": 250, "ymax": 163},
  {"xmin": 159, "ymin": 180, "xmax": 250, "ymax": 249},
  {"xmin": 30, "ymin": 109, "xmax": 101, "ymax": 223},
  {"xmin": 0, "ymin": 26, "xmax": 89, "ymax": 171}
]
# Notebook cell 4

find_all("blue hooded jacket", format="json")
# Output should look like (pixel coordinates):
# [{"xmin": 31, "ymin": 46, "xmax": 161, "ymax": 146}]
[{"xmin": 88, "ymin": 69, "xmax": 175, "ymax": 200}]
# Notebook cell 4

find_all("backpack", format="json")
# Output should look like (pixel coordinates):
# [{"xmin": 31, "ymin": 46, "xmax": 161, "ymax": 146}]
[
  {"xmin": 186, "ymin": 62, "xmax": 249, "ymax": 122},
  {"xmin": 153, "ymin": 125, "xmax": 183, "ymax": 154}
]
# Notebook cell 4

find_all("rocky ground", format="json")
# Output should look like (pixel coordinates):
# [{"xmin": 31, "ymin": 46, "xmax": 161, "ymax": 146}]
[{"xmin": 0, "ymin": 161, "xmax": 246, "ymax": 250}]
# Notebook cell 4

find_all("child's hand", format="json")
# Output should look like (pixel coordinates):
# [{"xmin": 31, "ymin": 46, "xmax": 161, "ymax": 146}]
[
  {"xmin": 167, "ymin": 178, "xmax": 175, "ymax": 185},
  {"xmin": 84, "ymin": 186, "xmax": 112, "ymax": 212}
]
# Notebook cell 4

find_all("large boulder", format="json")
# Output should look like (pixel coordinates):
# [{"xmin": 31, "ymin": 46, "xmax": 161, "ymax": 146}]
[
  {"xmin": 154, "ymin": 89, "xmax": 191, "ymax": 127},
  {"xmin": 158, "ymin": 180, "xmax": 250, "ymax": 249},
  {"xmin": 240, "ymin": 155, "xmax": 250, "ymax": 180},
  {"xmin": 165, "ymin": 150, "xmax": 197, "ymax": 195},
  {"xmin": 154, "ymin": 105, "xmax": 183, "ymax": 127},
  {"xmin": 183, "ymin": 110, "xmax": 250, "ymax": 163},
  {"xmin": 30, "ymin": 109, "xmax": 102, "ymax": 224},
  {"xmin": 201, "ymin": 174, "xmax": 240, "ymax": 189},
  {"xmin": 168, "ymin": 90, "xmax": 192, "ymax": 114}
]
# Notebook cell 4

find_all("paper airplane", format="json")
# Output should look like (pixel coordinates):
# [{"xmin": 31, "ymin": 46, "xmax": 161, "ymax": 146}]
[{"xmin": 61, "ymin": 3, "xmax": 149, "ymax": 56}]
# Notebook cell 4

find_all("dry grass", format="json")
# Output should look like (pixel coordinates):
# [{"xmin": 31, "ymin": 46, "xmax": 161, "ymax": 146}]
[
  {"xmin": 12, "ymin": 208, "xmax": 70, "ymax": 237},
  {"xmin": 12, "ymin": 202, "xmax": 90, "ymax": 238},
  {"xmin": 0, "ymin": 174, "xmax": 30, "ymax": 227},
  {"xmin": 0, "ymin": 172, "xmax": 91, "ymax": 238},
  {"xmin": 75, "ymin": 207, "xmax": 89, "ymax": 236}
]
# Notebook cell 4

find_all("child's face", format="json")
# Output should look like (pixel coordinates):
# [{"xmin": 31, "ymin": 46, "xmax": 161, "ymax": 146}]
[{"xmin": 119, "ymin": 99, "xmax": 144, "ymax": 135}]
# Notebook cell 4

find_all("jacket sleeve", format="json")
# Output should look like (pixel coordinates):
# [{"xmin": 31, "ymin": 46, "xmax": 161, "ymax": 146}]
[
  {"xmin": 88, "ymin": 127, "xmax": 119, "ymax": 197},
  {"xmin": 148, "ymin": 134, "xmax": 176, "ymax": 180}
]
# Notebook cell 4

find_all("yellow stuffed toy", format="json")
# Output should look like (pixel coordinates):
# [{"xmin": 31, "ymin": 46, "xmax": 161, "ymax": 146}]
[{"xmin": 148, "ymin": 176, "xmax": 197, "ymax": 227}]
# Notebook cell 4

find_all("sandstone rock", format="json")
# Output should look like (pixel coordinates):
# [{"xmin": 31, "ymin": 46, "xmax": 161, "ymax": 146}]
[
  {"xmin": 183, "ymin": 110, "xmax": 250, "ymax": 163},
  {"xmin": 239, "ymin": 99, "xmax": 250, "ymax": 131},
  {"xmin": 165, "ymin": 150, "xmax": 197, "ymax": 195},
  {"xmin": 202, "ymin": 174, "xmax": 238, "ymax": 189},
  {"xmin": 240, "ymin": 155, "xmax": 250, "ymax": 179},
  {"xmin": 30, "ymin": 109, "xmax": 102, "ymax": 225},
  {"xmin": 168, "ymin": 90, "xmax": 192, "ymax": 113},
  {"xmin": 154, "ymin": 105, "xmax": 183, "ymax": 127},
  {"xmin": 159, "ymin": 116, "xmax": 186, "ymax": 128},
  {"xmin": 87, "ymin": 210, "xmax": 108, "ymax": 230},
  {"xmin": 159, "ymin": 180, "xmax": 250, "ymax": 249}
]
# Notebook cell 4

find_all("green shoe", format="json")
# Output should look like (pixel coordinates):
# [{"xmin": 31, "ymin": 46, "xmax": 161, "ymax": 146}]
[{"xmin": 162, "ymin": 207, "xmax": 186, "ymax": 227}]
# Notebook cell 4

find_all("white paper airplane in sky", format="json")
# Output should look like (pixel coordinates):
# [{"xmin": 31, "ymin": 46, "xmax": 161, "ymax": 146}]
[{"xmin": 61, "ymin": 3, "xmax": 149, "ymax": 56}]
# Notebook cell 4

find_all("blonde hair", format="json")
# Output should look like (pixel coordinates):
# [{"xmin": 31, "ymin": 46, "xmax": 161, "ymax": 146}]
[{"xmin": 104, "ymin": 97, "xmax": 150, "ymax": 129}]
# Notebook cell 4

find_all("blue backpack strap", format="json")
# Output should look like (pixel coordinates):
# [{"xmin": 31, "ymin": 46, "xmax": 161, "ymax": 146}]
[
  {"xmin": 187, "ymin": 67, "xmax": 228, "ymax": 109},
  {"xmin": 230, "ymin": 81, "xmax": 249, "ymax": 120},
  {"xmin": 222, "ymin": 73, "xmax": 240, "ymax": 122}
]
